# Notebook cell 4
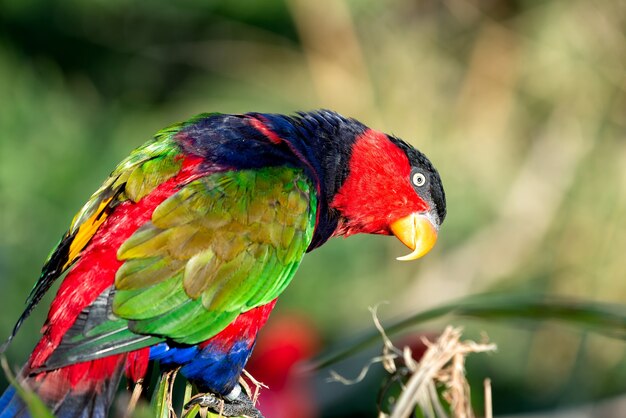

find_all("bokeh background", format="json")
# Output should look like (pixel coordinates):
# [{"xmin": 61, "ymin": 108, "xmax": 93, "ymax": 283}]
[{"xmin": 1, "ymin": 0, "xmax": 625, "ymax": 416}]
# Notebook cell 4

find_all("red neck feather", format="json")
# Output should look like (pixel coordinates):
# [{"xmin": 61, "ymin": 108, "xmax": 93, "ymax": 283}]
[{"xmin": 330, "ymin": 129, "xmax": 428, "ymax": 236}]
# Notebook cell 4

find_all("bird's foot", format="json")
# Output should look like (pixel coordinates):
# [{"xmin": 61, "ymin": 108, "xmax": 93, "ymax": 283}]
[{"xmin": 185, "ymin": 386, "xmax": 264, "ymax": 418}]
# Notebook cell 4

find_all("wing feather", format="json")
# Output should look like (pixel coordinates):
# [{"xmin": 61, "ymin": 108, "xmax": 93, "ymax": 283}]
[
  {"xmin": 41, "ymin": 165, "xmax": 316, "ymax": 368},
  {"xmin": 1, "ymin": 118, "xmax": 197, "ymax": 353}
]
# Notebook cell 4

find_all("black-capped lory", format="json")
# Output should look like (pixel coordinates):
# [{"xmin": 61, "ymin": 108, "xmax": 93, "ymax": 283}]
[{"xmin": 0, "ymin": 111, "xmax": 446, "ymax": 418}]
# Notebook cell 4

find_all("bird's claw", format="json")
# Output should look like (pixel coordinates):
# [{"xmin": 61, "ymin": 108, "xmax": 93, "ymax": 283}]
[{"xmin": 185, "ymin": 389, "xmax": 264, "ymax": 418}]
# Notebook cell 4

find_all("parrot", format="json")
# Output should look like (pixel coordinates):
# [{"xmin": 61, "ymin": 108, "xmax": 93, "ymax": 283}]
[{"xmin": 0, "ymin": 110, "xmax": 446, "ymax": 418}]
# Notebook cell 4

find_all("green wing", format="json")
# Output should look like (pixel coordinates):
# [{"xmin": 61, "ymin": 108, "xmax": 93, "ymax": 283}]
[
  {"xmin": 43, "ymin": 165, "xmax": 316, "ymax": 368},
  {"xmin": 66, "ymin": 127, "xmax": 184, "ymax": 260},
  {"xmin": 2, "ymin": 117, "xmax": 203, "ymax": 352},
  {"xmin": 69, "ymin": 112, "xmax": 219, "ymax": 234},
  {"xmin": 115, "ymin": 166, "xmax": 316, "ymax": 344}
]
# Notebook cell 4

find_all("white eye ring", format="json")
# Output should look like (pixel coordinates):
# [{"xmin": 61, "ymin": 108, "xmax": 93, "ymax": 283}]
[{"xmin": 412, "ymin": 172, "xmax": 426, "ymax": 187}]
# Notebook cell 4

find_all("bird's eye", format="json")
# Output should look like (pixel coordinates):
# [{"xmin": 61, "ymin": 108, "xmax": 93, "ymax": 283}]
[{"xmin": 412, "ymin": 172, "xmax": 426, "ymax": 187}]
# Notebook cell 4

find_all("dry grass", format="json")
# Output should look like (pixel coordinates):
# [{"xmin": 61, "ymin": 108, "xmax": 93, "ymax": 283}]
[{"xmin": 329, "ymin": 306, "xmax": 496, "ymax": 418}]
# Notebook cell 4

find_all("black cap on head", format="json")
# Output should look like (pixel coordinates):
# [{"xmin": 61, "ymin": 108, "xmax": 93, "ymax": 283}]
[{"xmin": 387, "ymin": 135, "xmax": 447, "ymax": 225}]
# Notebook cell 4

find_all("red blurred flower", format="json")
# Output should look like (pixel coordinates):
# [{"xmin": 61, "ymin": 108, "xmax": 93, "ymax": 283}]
[{"xmin": 246, "ymin": 313, "xmax": 321, "ymax": 418}]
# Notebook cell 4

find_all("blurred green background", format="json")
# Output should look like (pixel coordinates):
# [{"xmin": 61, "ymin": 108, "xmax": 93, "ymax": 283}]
[{"xmin": 1, "ymin": 0, "xmax": 625, "ymax": 417}]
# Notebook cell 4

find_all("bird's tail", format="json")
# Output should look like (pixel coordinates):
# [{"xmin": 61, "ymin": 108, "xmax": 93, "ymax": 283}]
[{"xmin": 0, "ymin": 357, "xmax": 125, "ymax": 418}]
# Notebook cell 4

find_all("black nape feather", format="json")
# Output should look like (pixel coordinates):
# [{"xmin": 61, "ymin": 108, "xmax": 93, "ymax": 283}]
[
  {"xmin": 290, "ymin": 110, "xmax": 366, "ymax": 199},
  {"xmin": 285, "ymin": 110, "xmax": 368, "ymax": 249}
]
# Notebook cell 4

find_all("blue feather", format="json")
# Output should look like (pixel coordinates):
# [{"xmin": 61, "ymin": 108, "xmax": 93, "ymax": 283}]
[{"xmin": 150, "ymin": 339, "xmax": 254, "ymax": 394}]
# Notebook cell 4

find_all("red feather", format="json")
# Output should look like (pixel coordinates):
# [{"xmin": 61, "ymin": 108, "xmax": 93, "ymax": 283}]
[
  {"xmin": 199, "ymin": 300, "xmax": 277, "ymax": 351},
  {"xmin": 29, "ymin": 155, "xmax": 205, "ymax": 383},
  {"xmin": 331, "ymin": 129, "xmax": 428, "ymax": 236}
]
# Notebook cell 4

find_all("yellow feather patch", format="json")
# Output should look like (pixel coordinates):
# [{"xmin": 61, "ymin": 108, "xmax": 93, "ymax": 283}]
[{"xmin": 63, "ymin": 197, "xmax": 113, "ymax": 269}]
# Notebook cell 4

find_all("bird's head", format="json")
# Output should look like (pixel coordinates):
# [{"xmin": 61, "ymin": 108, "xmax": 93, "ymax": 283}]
[{"xmin": 330, "ymin": 129, "xmax": 446, "ymax": 260}]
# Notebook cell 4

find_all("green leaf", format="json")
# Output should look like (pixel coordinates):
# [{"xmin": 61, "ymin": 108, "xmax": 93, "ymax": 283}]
[
  {"xmin": 182, "ymin": 404, "xmax": 201, "ymax": 418},
  {"xmin": 152, "ymin": 370, "xmax": 174, "ymax": 418},
  {"xmin": 183, "ymin": 380, "xmax": 194, "ymax": 407},
  {"xmin": 0, "ymin": 357, "xmax": 55, "ymax": 418},
  {"xmin": 308, "ymin": 293, "xmax": 626, "ymax": 370}
]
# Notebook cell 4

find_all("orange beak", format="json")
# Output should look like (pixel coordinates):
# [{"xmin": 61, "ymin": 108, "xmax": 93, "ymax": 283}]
[{"xmin": 390, "ymin": 213, "xmax": 438, "ymax": 261}]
